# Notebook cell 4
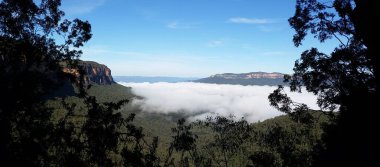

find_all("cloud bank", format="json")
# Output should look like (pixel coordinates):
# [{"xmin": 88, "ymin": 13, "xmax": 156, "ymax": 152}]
[
  {"xmin": 167, "ymin": 22, "xmax": 198, "ymax": 29},
  {"xmin": 228, "ymin": 17, "xmax": 273, "ymax": 24},
  {"xmin": 119, "ymin": 82, "xmax": 319, "ymax": 123},
  {"xmin": 63, "ymin": 0, "xmax": 106, "ymax": 15}
]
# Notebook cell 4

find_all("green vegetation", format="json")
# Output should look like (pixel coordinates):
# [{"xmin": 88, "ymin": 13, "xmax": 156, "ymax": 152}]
[
  {"xmin": 0, "ymin": 0, "xmax": 161, "ymax": 165},
  {"xmin": 1, "ymin": 0, "xmax": 376, "ymax": 166},
  {"xmin": 46, "ymin": 83, "xmax": 332, "ymax": 166},
  {"xmin": 87, "ymin": 84, "xmax": 135, "ymax": 103},
  {"xmin": 269, "ymin": 0, "xmax": 379, "ymax": 166},
  {"xmin": 48, "ymin": 83, "xmax": 331, "ymax": 166}
]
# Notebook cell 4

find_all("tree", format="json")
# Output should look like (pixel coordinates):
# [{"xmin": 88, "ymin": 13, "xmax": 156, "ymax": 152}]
[
  {"xmin": 164, "ymin": 118, "xmax": 206, "ymax": 167},
  {"xmin": 249, "ymin": 111, "xmax": 330, "ymax": 167},
  {"xmin": 0, "ymin": 0, "xmax": 91, "ymax": 165},
  {"xmin": 198, "ymin": 115, "xmax": 250, "ymax": 167},
  {"xmin": 0, "ymin": 1, "xmax": 159, "ymax": 166},
  {"xmin": 269, "ymin": 0, "xmax": 379, "ymax": 166}
]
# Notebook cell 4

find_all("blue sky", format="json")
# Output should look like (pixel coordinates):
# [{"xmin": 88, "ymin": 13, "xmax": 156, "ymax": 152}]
[{"xmin": 61, "ymin": 0, "xmax": 338, "ymax": 77}]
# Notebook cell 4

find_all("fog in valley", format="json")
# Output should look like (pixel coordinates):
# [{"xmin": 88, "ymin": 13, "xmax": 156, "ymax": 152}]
[{"xmin": 119, "ymin": 82, "xmax": 319, "ymax": 123}]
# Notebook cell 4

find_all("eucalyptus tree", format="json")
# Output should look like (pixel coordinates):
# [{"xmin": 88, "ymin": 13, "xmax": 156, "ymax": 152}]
[{"xmin": 269, "ymin": 0, "xmax": 379, "ymax": 166}]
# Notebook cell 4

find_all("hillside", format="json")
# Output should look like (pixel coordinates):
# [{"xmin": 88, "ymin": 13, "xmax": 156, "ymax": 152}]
[
  {"xmin": 48, "ymin": 63, "xmax": 329, "ymax": 166},
  {"xmin": 51, "ymin": 61, "xmax": 116, "ymax": 97},
  {"xmin": 65, "ymin": 83, "xmax": 332, "ymax": 165},
  {"xmin": 194, "ymin": 72, "xmax": 286, "ymax": 86}
]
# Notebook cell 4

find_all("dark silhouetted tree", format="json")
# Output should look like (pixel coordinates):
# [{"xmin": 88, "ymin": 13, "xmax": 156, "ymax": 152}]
[
  {"xmin": 164, "ymin": 118, "xmax": 208, "ymax": 167},
  {"xmin": 0, "ymin": 0, "xmax": 159, "ymax": 166},
  {"xmin": 248, "ymin": 150, "xmax": 282, "ymax": 167},
  {"xmin": 269, "ymin": 0, "xmax": 379, "ymax": 166},
  {"xmin": 197, "ymin": 115, "xmax": 250, "ymax": 167},
  {"xmin": 120, "ymin": 114, "xmax": 160, "ymax": 167},
  {"xmin": 0, "ymin": 0, "xmax": 91, "ymax": 165}
]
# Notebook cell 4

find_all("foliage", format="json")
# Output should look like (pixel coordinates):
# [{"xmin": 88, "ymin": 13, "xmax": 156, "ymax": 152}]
[
  {"xmin": 269, "ymin": 0, "xmax": 379, "ymax": 166},
  {"xmin": 0, "ymin": 0, "xmax": 362, "ymax": 166},
  {"xmin": 0, "ymin": 0, "xmax": 159, "ymax": 166},
  {"xmin": 0, "ymin": 0, "xmax": 91, "ymax": 165},
  {"xmin": 164, "ymin": 118, "xmax": 200, "ymax": 167},
  {"xmin": 249, "ymin": 111, "xmax": 331, "ymax": 167},
  {"xmin": 87, "ymin": 84, "xmax": 135, "ymax": 103},
  {"xmin": 48, "ymin": 83, "xmax": 332, "ymax": 167},
  {"xmin": 194, "ymin": 115, "xmax": 251, "ymax": 167},
  {"xmin": 159, "ymin": 112, "xmax": 330, "ymax": 167}
]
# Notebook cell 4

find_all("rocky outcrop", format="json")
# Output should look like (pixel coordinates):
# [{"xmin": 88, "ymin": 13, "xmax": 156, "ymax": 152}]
[
  {"xmin": 79, "ymin": 61, "xmax": 114, "ymax": 85},
  {"xmin": 195, "ymin": 72, "xmax": 286, "ymax": 86},
  {"xmin": 210, "ymin": 72, "xmax": 284, "ymax": 80},
  {"xmin": 63, "ymin": 61, "xmax": 115, "ymax": 85}
]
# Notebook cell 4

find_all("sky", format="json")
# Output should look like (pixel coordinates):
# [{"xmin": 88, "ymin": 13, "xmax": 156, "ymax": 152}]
[{"xmin": 61, "ymin": 0, "xmax": 339, "ymax": 77}]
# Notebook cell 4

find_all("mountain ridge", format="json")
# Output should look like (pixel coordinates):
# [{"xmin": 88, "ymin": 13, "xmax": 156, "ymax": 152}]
[{"xmin": 194, "ymin": 72, "xmax": 286, "ymax": 86}]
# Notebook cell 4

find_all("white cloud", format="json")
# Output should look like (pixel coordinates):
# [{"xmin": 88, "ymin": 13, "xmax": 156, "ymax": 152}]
[
  {"xmin": 167, "ymin": 22, "xmax": 198, "ymax": 29},
  {"xmin": 167, "ymin": 22, "xmax": 181, "ymax": 29},
  {"xmin": 119, "ymin": 82, "xmax": 319, "ymax": 123},
  {"xmin": 63, "ymin": 0, "xmax": 106, "ymax": 15},
  {"xmin": 228, "ymin": 17, "xmax": 273, "ymax": 24},
  {"xmin": 207, "ymin": 40, "xmax": 224, "ymax": 47}
]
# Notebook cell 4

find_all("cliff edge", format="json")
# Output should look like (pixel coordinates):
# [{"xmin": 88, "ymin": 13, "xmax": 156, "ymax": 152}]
[{"xmin": 63, "ymin": 61, "xmax": 115, "ymax": 85}]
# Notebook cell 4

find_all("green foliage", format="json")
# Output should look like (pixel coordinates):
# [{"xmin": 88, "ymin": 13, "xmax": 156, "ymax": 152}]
[
  {"xmin": 0, "ymin": 0, "xmax": 91, "ymax": 165},
  {"xmin": 164, "ymin": 119, "xmax": 200, "ymax": 167},
  {"xmin": 87, "ymin": 84, "xmax": 135, "ymax": 103},
  {"xmin": 157, "ymin": 112, "xmax": 330, "ymax": 167},
  {"xmin": 47, "ymin": 82, "xmax": 332, "ymax": 167},
  {"xmin": 1, "ymin": 0, "xmax": 360, "ymax": 166},
  {"xmin": 45, "ymin": 84, "xmax": 165, "ymax": 166},
  {"xmin": 0, "ymin": 1, "xmax": 159, "ymax": 166},
  {"xmin": 269, "ymin": 0, "xmax": 379, "ymax": 166},
  {"xmin": 249, "ymin": 111, "xmax": 331, "ymax": 167},
  {"xmin": 197, "ymin": 115, "xmax": 251, "ymax": 167},
  {"xmin": 171, "ymin": 119, "xmax": 198, "ymax": 153},
  {"xmin": 248, "ymin": 150, "xmax": 282, "ymax": 167}
]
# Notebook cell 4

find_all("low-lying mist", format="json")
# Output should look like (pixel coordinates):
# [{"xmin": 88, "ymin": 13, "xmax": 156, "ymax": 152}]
[{"xmin": 119, "ymin": 82, "xmax": 319, "ymax": 123}]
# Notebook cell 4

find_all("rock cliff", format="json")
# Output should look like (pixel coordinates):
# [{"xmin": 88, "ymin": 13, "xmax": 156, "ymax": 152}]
[
  {"xmin": 195, "ymin": 72, "xmax": 286, "ymax": 86},
  {"xmin": 210, "ymin": 72, "xmax": 284, "ymax": 80},
  {"xmin": 63, "ymin": 61, "xmax": 115, "ymax": 85}
]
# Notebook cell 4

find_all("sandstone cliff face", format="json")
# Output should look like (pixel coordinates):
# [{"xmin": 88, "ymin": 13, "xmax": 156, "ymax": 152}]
[
  {"xmin": 244, "ymin": 72, "xmax": 283, "ymax": 79},
  {"xmin": 196, "ymin": 72, "xmax": 286, "ymax": 86},
  {"xmin": 79, "ymin": 61, "xmax": 114, "ymax": 85},
  {"xmin": 63, "ymin": 61, "xmax": 114, "ymax": 85},
  {"xmin": 211, "ymin": 72, "xmax": 284, "ymax": 80}
]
